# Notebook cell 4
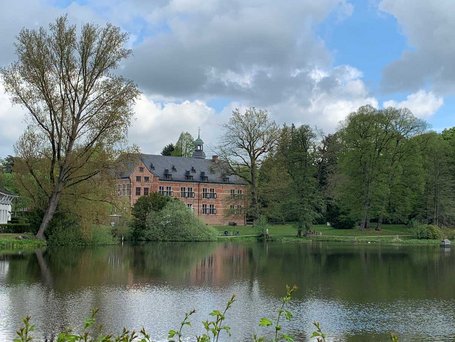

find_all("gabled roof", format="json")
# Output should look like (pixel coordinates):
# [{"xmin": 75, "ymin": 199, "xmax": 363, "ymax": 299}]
[{"xmin": 123, "ymin": 154, "xmax": 247, "ymax": 185}]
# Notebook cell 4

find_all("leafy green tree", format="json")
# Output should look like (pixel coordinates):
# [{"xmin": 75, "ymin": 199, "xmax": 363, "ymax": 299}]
[
  {"xmin": 131, "ymin": 193, "xmax": 170, "ymax": 240},
  {"xmin": 172, "ymin": 132, "xmax": 195, "ymax": 157},
  {"xmin": 259, "ymin": 125, "xmax": 322, "ymax": 235},
  {"xmin": 1, "ymin": 16, "xmax": 139, "ymax": 239},
  {"xmin": 336, "ymin": 105, "xmax": 426, "ymax": 229},
  {"xmin": 161, "ymin": 143, "xmax": 176, "ymax": 156},
  {"xmin": 281, "ymin": 125, "xmax": 323, "ymax": 235},
  {"xmin": 415, "ymin": 132, "xmax": 455, "ymax": 226},
  {"xmin": 0, "ymin": 155, "xmax": 14, "ymax": 173},
  {"xmin": 316, "ymin": 133, "xmax": 343, "ymax": 223},
  {"xmin": 219, "ymin": 107, "xmax": 280, "ymax": 221}
]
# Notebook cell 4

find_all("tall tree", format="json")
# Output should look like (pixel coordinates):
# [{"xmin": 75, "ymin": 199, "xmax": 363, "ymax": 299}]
[
  {"xmin": 172, "ymin": 132, "xmax": 195, "ymax": 157},
  {"xmin": 219, "ymin": 107, "xmax": 279, "ymax": 221},
  {"xmin": 161, "ymin": 143, "xmax": 175, "ymax": 156},
  {"xmin": 282, "ymin": 125, "xmax": 322, "ymax": 235},
  {"xmin": 336, "ymin": 105, "xmax": 426, "ymax": 229},
  {"xmin": 416, "ymin": 132, "xmax": 455, "ymax": 226},
  {"xmin": 1, "ymin": 16, "xmax": 139, "ymax": 239}
]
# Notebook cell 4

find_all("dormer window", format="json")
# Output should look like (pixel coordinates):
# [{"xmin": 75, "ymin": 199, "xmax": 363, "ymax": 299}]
[
  {"xmin": 172, "ymin": 165, "xmax": 177, "ymax": 172},
  {"xmin": 200, "ymin": 171, "xmax": 208, "ymax": 182},
  {"xmin": 150, "ymin": 163, "xmax": 155, "ymax": 170},
  {"xmin": 164, "ymin": 169, "xmax": 172, "ymax": 180},
  {"xmin": 185, "ymin": 170, "xmax": 193, "ymax": 180},
  {"xmin": 191, "ymin": 166, "xmax": 196, "ymax": 173},
  {"xmin": 223, "ymin": 176, "xmax": 229, "ymax": 182}
]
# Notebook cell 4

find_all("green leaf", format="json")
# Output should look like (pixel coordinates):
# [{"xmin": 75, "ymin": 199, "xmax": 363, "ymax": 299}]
[
  {"xmin": 284, "ymin": 310, "xmax": 293, "ymax": 320},
  {"xmin": 259, "ymin": 318, "xmax": 273, "ymax": 327}
]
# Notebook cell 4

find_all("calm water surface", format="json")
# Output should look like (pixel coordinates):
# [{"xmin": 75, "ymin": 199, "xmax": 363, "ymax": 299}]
[{"xmin": 0, "ymin": 242, "xmax": 454, "ymax": 341}]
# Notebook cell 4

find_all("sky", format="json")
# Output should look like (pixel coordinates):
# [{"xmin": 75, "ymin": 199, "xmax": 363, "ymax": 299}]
[{"xmin": 0, "ymin": 0, "xmax": 454, "ymax": 157}]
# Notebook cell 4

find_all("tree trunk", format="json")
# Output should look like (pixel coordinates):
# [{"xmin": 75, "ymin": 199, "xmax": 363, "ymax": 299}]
[
  {"xmin": 360, "ymin": 205, "xmax": 369, "ymax": 230},
  {"xmin": 36, "ymin": 189, "xmax": 61, "ymax": 240},
  {"xmin": 376, "ymin": 214, "xmax": 383, "ymax": 231}
]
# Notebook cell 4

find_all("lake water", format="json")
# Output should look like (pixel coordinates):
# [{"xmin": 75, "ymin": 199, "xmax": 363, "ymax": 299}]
[{"xmin": 0, "ymin": 242, "xmax": 454, "ymax": 341}]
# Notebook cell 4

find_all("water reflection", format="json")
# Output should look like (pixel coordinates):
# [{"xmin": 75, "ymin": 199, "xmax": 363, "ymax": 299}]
[{"xmin": 0, "ymin": 242, "xmax": 454, "ymax": 341}]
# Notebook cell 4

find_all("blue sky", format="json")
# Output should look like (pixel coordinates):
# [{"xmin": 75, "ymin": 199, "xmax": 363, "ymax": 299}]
[{"xmin": 0, "ymin": 0, "xmax": 454, "ymax": 156}]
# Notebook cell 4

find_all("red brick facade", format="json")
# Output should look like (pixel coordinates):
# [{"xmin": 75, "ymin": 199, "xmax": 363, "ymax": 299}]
[{"xmin": 117, "ymin": 160, "xmax": 247, "ymax": 225}]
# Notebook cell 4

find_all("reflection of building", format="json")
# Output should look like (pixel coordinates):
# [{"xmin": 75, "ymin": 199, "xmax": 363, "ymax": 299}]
[
  {"xmin": 117, "ymin": 135, "xmax": 247, "ymax": 225},
  {"xmin": 190, "ymin": 244, "xmax": 250, "ymax": 286},
  {"xmin": 0, "ymin": 188, "xmax": 17, "ymax": 224},
  {"xmin": 0, "ymin": 260, "xmax": 9, "ymax": 281}
]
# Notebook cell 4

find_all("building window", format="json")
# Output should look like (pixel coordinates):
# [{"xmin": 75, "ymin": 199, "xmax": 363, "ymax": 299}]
[
  {"xmin": 202, "ymin": 204, "xmax": 208, "ymax": 214},
  {"xmin": 159, "ymin": 186, "xmax": 164, "ymax": 195},
  {"xmin": 230, "ymin": 189, "xmax": 235, "ymax": 198},
  {"xmin": 144, "ymin": 187, "xmax": 149, "ymax": 195},
  {"xmin": 209, "ymin": 204, "xmax": 216, "ymax": 215},
  {"xmin": 135, "ymin": 187, "xmax": 141, "ymax": 196},
  {"xmin": 181, "ymin": 187, "xmax": 186, "ymax": 197},
  {"xmin": 144, "ymin": 176, "xmax": 150, "ymax": 182},
  {"xmin": 187, "ymin": 187, "xmax": 194, "ymax": 198},
  {"xmin": 202, "ymin": 188, "xmax": 208, "ymax": 198},
  {"xmin": 136, "ymin": 176, "xmax": 141, "ymax": 182},
  {"xmin": 126, "ymin": 184, "xmax": 131, "ymax": 196},
  {"xmin": 185, "ymin": 170, "xmax": 193, "ymax": 180},
  {"xmin": 166, "ymin": 186, "xmax": 173, "ymax": 196},
  {"xmin": 139, "ymin": 167, "xmax": 144, "ymax": 172},
  {"xmin": 187, "ymin": 204, "xmax": 193, "ymax": 211},
  {"xmin": 237, "ymin": 189, "xmax": 243, "ymax": 195},
  {"xmin": 209, "ymin": 188, "xmax": 216, "ymax": 199}
]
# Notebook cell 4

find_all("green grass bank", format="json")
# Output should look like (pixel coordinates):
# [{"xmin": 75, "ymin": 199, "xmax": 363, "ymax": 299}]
[
  {"xmin": 0, "ymin": 233, "xmax": 46, "ymax": 252},
  {"xmin": 215, "ymin": 224, "xmax": 454, "ymax": 245}
]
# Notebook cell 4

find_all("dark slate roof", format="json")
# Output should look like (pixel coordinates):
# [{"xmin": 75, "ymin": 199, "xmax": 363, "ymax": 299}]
[
  {"xmin": 0, "ymin": 187, "xmax": 18, "ymax": 197},
  {"xmin": 140, "ymin": 154, "xmax": 247, "ymax": 185}
]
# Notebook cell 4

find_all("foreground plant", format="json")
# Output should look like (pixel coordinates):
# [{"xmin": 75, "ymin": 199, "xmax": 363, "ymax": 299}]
[
  {"xmin": 197, "ymin": 294, "xmax": 236, "ymax": 342},
  {"xmin": 254, "ymin": 285, "xmax": 297, "ymax": 342}
]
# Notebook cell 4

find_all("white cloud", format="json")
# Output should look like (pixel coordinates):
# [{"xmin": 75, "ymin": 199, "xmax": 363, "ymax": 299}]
[
  {"xmin": 269, "ymin": 65, "xmax": 378, "ymax": 133},
  {"xmin": 0, "ymin": 84, "xmax": 27, "ymax": 157},
  {"xmin": 379, "ymin": 0, "xmax": 455, "ymax": 93},
  {"xmin": 128, "ymin": 95, "xmax": 216, "ymax": 154},
  {"xmin": 383, "ymin": 90, "xmax": 443, "ymax": 119}
]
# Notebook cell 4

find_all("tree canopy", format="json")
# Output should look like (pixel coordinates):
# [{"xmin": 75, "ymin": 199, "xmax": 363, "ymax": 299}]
[
  {"xmin": 218, "ymin": 107, "xmax": 280, "ymax": 221},
  {"xmin": 1, "ymin": 16, "xmax": 139, "ymax": 238}
]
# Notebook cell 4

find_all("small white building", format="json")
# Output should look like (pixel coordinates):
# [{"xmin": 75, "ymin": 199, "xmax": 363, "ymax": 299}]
[{"xmin": 0, "ymin": 188, "xmax": 17, "ymax": 224}]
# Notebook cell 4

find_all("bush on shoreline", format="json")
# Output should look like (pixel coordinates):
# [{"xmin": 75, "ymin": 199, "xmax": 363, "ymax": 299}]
[
  {"xmin": 145, "ymin": 200, "xmax": 217, "ymax": 241},
  {"xmin": 413, "ymin": 224, "xmax": 444, "ymax": 240}
]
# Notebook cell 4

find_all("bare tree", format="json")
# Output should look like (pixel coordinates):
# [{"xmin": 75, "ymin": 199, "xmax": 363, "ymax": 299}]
[
  {"xmin": 1, "ymin": 16, "xmax": 140, "ymax": 239},
  {"xmin": 218, "ymin": 107, "xmax": 279, "ymax": 221}
]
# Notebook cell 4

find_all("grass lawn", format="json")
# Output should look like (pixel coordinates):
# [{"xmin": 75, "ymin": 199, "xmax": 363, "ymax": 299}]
[
  {"xmin": 0, "ymin": 233, "xmax": 46, "ymax": 252},
  {"xmin": 214, "ymin": 223, "xmax": 450, "ymax": 245}
]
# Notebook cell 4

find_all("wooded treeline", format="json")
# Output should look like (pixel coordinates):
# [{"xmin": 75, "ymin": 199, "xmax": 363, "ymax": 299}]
[{"xmin": 228, "ymin": 106, "xmax": 455, "ymax": 229}]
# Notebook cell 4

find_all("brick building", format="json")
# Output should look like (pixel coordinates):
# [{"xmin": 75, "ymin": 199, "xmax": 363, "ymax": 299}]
[{"xmin": 117, "ymin": 136, "xmax": 247, "ymax": 225}]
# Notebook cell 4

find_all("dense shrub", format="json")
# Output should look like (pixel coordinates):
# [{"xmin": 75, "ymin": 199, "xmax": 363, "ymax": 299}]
[
  {"xmin": 414, "ymin": 224, "xmax": 444, "ymax": 240},
  {"xmin": 47, "ymin": 213, "xmax": 115, "ymax": 245},
  {"xmin": 145, "ymin": 200, "xmax": 217, "ymax": 241},
  {"xmin": 0, "ymin": 223, "xmax": 32, "ymax": 233},
  {"xmin": 131, "ymin": 193, "xmax": 171, "ymax": 240}
]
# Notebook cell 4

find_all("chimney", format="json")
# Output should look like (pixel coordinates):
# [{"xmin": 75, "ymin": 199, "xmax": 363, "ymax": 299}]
[{"xmin": 212, "ymin": 155, "xmax": 219, "ymax": 162}]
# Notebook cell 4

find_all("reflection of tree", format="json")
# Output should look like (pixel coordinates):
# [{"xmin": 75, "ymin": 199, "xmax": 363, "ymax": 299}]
[
  {"xmin": 2, "ymin": 243, "xmax": 455, "ymax": 301},
  {"xmin": 129, "ymin": 242, "xmax": 218, "ymax": 284},
  {"xmin": 35, "ymin": 249, "xmax": 53, "ymax": 287}
]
